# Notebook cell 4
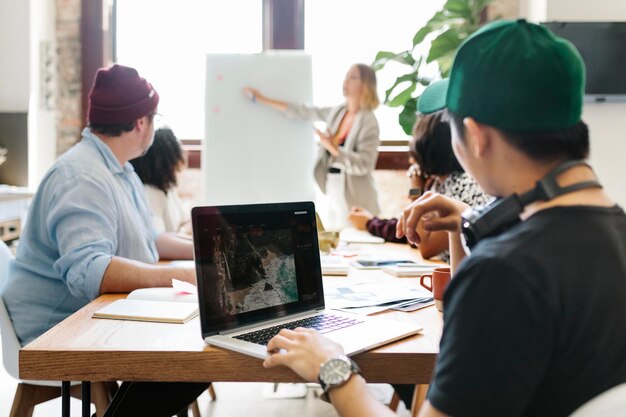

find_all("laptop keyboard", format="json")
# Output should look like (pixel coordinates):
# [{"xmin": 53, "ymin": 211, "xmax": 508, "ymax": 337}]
[{"xmin": 233, "ymin": 314, "xmax": 364, "ymax": 346}]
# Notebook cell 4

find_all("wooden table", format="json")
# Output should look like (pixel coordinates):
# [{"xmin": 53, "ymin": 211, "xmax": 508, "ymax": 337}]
[{"xmin": 19, "ymin": 243, "xmax": 444, "ymax": 416}]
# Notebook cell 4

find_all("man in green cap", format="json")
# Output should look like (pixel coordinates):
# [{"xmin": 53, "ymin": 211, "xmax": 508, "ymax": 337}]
[{"xmin": 260, "ymin": 19, "xmax": 626, "ymax": 417}]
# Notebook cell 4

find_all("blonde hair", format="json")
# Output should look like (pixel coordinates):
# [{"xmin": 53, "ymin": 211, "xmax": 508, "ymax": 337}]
[{"xmin": 354, "ymin": 64, "xmax": 379, "ymax": 110}]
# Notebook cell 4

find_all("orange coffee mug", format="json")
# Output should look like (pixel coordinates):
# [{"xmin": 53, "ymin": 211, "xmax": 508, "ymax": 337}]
[{"xmin": 420, "ymin": 267, "xmax": 451, "ymax": 312}]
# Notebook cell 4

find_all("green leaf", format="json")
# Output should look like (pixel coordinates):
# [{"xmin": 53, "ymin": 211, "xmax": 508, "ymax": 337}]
[
  {"xmin": 399, "ymin": 99, "xmax": 418, "ymax": 135},
  {"xmin": 412, "ymin": 26, "xmax": 431, "ymax": 47},
  {"xmin": 372, "ymin": 50, "xmax": 416, "ymax": 71},
  {"xmin": 444, "ymin": 0, "xmax": 471, "ymax": 17},
  {"xmin": 384, "ymin": 72, "xmax": 419, "ymax": 102},
  {"xmin": 376, "ymin": 0, "xmax": 496, "ymax": 134},
  {"xmin": 413, "ymin": 11, "xmax": 453, "ymax": 47},
  {"xmin": 437, "ymin": 52, "xmax": 456, "ymax": 77},
  {"xmin": 388, "ymin": 83, "xmax": 417, "ymax": 108},
  {"xmin": 397, "ymin": 51, "xmax": 416, "ymax": 66},
  {"xmin": 427, "ymin": 28, "xmax": 463, "ymax": 63},
  {"xmin": 372, "ymin": 51, "xmax": 399, "ymax": 70},
  {"xmin": 467, "ymin": 0, "xmax": 493, "ymax": 25},
  {"xmin": 373, "ymin": 51, "xmax": 398, "ymax": 61}
]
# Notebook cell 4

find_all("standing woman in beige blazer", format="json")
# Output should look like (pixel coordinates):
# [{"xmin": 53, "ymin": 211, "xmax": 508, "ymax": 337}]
[{"xmin": 243, "ymin": 64, "xmax": 381, "ymax": 228}]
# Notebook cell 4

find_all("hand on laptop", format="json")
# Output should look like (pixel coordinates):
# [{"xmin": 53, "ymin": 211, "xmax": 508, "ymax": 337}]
[{"xmin": 263, "ymin": 328, "xmax": 344, "ymax": 382}]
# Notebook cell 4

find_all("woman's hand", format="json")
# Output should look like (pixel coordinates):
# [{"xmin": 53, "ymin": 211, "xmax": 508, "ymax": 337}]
[
  {"xmin": 396, "ymin": 192, "xmax": 470, "ymax": 245},
  {"xmin": 315, "ymin": 128, "xmax": 339, "ymax": 157},
  {"xmin": 263, "ymin": 328, "xmax": 345, "ymax": 382},
  {"xmin": 348, "ymin": 207, "xmax": 373, "ymax": 230},
  {"xmin": 242, "ymin": 86, "xmax": 264, "ymax": 103}
]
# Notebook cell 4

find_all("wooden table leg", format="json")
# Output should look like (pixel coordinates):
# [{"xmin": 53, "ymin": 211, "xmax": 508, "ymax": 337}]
[{"xmin": 410, "ymin": 384, "xmax": 429, "ymax": 417}]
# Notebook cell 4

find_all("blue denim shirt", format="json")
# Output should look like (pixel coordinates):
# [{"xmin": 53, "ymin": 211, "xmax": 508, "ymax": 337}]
[{"xmin": 2, "ymin": 128, "xmax": 158, "ymax": 345}]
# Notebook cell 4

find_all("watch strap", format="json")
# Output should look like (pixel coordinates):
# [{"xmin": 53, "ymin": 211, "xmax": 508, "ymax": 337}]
[{"xmin": 318, "ymin": 357, "xmax": 361, "ymax": 403}]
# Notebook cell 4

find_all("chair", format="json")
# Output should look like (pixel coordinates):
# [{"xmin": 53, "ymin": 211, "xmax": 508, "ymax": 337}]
[
  {"xmin": 0, "ymin": 240, "xmax": 116, "ymax": 417},
  {"xmin": 0, "ymin": 240, "xmax": 215, "ymax": 417},
  {"xmin": 569, "ymin": 383, "xmax": 626, "ymax": 417}
]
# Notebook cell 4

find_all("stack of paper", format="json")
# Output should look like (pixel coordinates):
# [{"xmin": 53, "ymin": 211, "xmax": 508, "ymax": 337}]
[
  {"xmin": 339, "ymin": 227, "xmax": 385, "ymax": 244},
  {"xmin": 320, "ymin": 255, "xmax": 350, "ymax": 276},
  {"xmin": 382, "ymin": 264, "xmax": 440, "ymax": 277},
  {"xmin": 323, "ymin": 276, "xmax": 433, "ymax": 315}
]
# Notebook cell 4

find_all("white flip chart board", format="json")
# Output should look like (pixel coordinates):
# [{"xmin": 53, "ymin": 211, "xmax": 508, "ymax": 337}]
[{"xmin": 203, "ymin": 53, "xmax": 315, "ymax": 205}]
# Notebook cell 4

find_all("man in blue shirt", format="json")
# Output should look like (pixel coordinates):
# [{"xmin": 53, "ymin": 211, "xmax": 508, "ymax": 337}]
[{"xmin": 2, "ymin": 64, "xmax": 207, "ymax": 416}]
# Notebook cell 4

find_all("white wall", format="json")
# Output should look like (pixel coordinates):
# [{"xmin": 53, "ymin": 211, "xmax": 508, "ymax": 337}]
[
  {"xmin": 28, "ymin": 0, "xmax": 57, "ymax": 187},
  {"xmin": 523, "ymin": 0, "xmax": 626, "ymax": 22},
  {"xmin": 521, "ymin": 0, "xmax": 626, "ymax": 207},
  {"xmin": 546, "ymin": 0, "xmax": 626, "ymax": 21},
  {"xmin": 0, "ymin": 0, "xmax": 57, "ymax": 188},
  {"xmin": 0, "ymin": 0, "xmax": 29, "ymax": 111},
  {"xmin": 522, "ymin": 0, "xmax": 546, "ymax": 22},
  {"xmin": 584, "ymin": 104, "xmax": 626, "ymax": 208}
]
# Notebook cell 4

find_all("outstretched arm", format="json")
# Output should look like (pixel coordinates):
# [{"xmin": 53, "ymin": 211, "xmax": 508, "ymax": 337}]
[
  {"xmin": 155, "ymin": 232, "xmax": 194, "ymax": 260},
  {"xmin": 243, "ymin": 87, "xmax": 289, "ymax": 112},
  {"xmin": 99, "ymin": 256, "xmax": 196, "ymax": 294}
]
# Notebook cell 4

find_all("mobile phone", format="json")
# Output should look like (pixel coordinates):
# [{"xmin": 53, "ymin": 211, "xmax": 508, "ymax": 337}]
[{"xmin": 350, "ymin": 259, "xmax": 419, "ymax": 269}]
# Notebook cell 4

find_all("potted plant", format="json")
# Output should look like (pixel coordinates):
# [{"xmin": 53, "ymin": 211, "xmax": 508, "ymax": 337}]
[{"xmin": 372, "ymin": 0, "xmax": 494, "ymax": 135}]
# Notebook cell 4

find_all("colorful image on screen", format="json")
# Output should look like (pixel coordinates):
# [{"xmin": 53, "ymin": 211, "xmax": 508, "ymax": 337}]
[{"xmin": 210, "ymin": 227, "xmax": 298, "ymax": 315}]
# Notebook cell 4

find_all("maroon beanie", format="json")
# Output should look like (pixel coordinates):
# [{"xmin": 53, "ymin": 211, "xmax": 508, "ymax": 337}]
[{"xmin": 88, "ymin": 64, "xmax": 160, "ymax": 125}]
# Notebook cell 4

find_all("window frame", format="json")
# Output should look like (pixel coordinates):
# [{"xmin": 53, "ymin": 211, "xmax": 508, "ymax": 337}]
[{"xmin": 81, "ymin": 0, "xmax": 409, "ymax": 170}]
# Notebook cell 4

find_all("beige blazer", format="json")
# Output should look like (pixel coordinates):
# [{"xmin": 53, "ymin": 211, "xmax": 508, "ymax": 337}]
[{"xmin": 285, "ymin": 103, "xmax": 380, "ymax": 215}]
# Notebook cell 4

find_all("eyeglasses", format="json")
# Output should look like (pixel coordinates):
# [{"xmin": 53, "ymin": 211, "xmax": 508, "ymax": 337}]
[{"xmin": 149, "ymin": 112, "xmax": 163, "ymax": 123}]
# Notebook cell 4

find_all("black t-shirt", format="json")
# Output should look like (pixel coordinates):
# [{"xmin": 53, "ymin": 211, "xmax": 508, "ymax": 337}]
[{"xmin": 428, "ymin": 205, "xmax": 626, "ymax": 417}]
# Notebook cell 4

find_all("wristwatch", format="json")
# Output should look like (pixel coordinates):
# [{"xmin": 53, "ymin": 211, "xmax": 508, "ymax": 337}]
[{"xmin": 318, "ymin": 355, "xmax": 361, "ymax": 402}]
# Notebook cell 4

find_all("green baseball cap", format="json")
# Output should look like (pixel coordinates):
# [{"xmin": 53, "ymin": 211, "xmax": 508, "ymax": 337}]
[{"xmin": 419, "ymin": 19, "xmax": 586, "ymax": 131}]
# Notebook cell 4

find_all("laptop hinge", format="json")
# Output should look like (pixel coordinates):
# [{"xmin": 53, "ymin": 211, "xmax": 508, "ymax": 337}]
[{"xmin": 217, "ymin": 309, "xmax": 322, "ymax": 336}]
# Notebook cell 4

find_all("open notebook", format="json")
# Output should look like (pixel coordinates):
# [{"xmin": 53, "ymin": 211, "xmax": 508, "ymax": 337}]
[{"xmin": 92, "ymin": 287, "xmax": 198, "ymax": 324}]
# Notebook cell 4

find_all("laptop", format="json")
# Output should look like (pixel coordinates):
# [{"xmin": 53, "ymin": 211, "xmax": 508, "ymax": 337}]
[{"xmin": 191, "ymin": 201, "xmax": 422, "ymax": 360}]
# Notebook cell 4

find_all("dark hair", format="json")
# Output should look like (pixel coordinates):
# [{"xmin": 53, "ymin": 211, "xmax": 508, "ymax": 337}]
[
  {"xmin": 130, "ymin": 127, "xmax": 185, "ymax": 193},
  {"xmin": 449, "ymin": 113, "xmax": 590, "ymax": 162},
  {"xmin": 410, "ymin": 111, "xmax": 463, "ymax": 176},
  {"xmin": 89, "ymin": 112, "xmax": 156, "ymax": 137},
  {"xmin": 89, "ymin": 121, "xmax": 135, "ymax": 137}
]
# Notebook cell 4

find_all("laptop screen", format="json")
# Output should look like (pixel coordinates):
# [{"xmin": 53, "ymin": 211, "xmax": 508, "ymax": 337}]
[{"xmin": 191, "ymin": 202, "xmax": 324, "ymax": 335}]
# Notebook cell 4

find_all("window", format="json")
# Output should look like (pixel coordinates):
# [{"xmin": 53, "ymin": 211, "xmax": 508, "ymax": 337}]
[
  {"xmin": 116, "ymin": 0, "xmax": 262, "ymax": 139},
  {"xmin": 305, "ymin": 0, "xmax": 444, "ymax": 142},
  {"xmin": 116, "ymin": 0, "xmax": 444, "ymax": 142}
]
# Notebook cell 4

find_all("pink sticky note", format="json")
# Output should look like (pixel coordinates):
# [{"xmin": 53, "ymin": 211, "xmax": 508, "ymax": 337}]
[
  {"xmin": 172, "ymin": 278, "xmax": 197, "ymax": 294},
  {"xmin": 212, "ymin": 106, "xmax": 220, "ymax": 113},
  {"xmin": 216, "ymin": 74, "xmax": 224, "ymax": 82}
]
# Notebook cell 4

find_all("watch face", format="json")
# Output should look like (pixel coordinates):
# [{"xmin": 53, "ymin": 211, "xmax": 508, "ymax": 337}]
[{"xmin": 320, "ymin": 358, "xmax": 352, "ymax": 385}]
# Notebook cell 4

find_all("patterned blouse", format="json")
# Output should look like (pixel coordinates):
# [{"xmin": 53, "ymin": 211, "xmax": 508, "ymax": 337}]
[{"xmin": 430, "ymin": 172, "xmax": 490, "ymax": 263}]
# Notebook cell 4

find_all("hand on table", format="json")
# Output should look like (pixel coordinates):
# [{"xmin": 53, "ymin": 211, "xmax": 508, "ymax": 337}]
[
  {"xmin": 348, "ymin": 207, "xmax": 373, "ymax": 230},
  {"xmin": 263, "ymin": 328, "xmax": 345, "ymax": 382},
  {"xmin": 396, "ymin": 191, "xmax": 470, "ymax": 246}
]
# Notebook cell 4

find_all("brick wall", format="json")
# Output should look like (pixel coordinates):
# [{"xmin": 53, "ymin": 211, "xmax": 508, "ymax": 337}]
[{"xmin": 56, "ymin": 0, "xmax": 82, "ymax": 156}]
